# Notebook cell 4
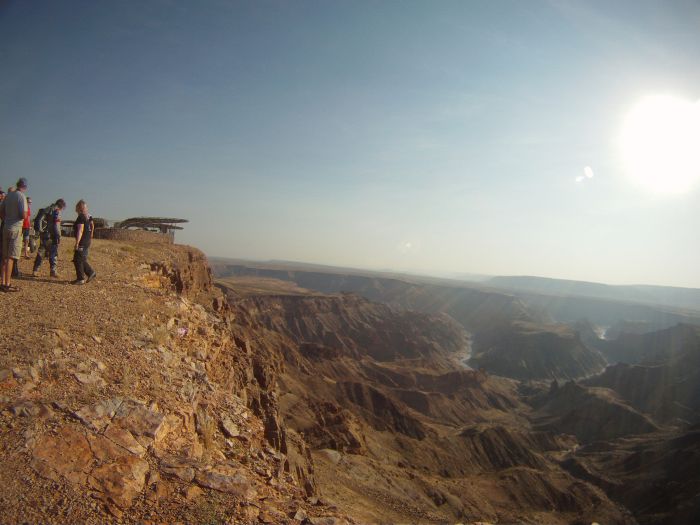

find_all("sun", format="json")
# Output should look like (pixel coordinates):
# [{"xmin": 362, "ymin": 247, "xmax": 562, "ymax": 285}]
[{"xmin": 619, "ymin": 95, "xmax": 700, "ymax": 194}]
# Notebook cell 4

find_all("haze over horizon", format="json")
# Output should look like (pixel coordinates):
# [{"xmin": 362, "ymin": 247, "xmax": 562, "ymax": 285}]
[{"xmin": 2, "ymin": 1, "xmax": 699, "ymax": 288}]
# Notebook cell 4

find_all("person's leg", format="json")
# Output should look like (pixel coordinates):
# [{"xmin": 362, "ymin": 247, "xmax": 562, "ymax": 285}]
[
  {"xmin": 23, "ymin": 229, "xmax": 29, "ymax": 257},
  {"xmin": 7, "ymin": 258, "xmax": 16, "ymax": 285},
  {"xmin": 49, "ymin": 241, "xmax": 59, "ymax": 277},
  {"xmin": 2, "ymin": 259, "xmax": 9, "ymax": 287},
  {"xmin": 33, "ymin": 250, "xmax": 43, "ymax": 273},
  {"xmin": 73, "ymin": 249, "xmax": 85, "ymax": 281},
  {"xmin": 1, "ymin": 233, "xmax": 7, "ymax": 285},
  {"xmin": 12, "ymin": 231, "xmax": 20, "ymax": 277},
  {"xmin": 83, "ymin": 247, "xmax": 95, "ymax": 280},
  {"xmin": 6, "ymin": 230, "xmax": 22, "ymax": 286},
  {"xmin": 33, "ymin": 238, "xmax": 46, "ymax": 273}
]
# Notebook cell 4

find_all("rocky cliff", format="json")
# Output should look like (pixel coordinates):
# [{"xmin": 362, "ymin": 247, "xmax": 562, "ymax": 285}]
[
  {"xmin": 213, "ymin": 263, "xmax": 538, "ymax": 334},
  {"xmin": 531, "ymin": 381, "xmax": 659, "ymax": 443},
  {"xmin": 218, "ymin": 281, "xmax": 636, "ymax": 525},
  {"xmin": 563, "ymin": 425, "xmax": 700, "ymax": 525},
  {"xmin": 0, "ymin": 240, "xmax": 347, "ymax": 524},
  {"xmin": 470, "ymin": 321, "xmax": 608, "ymax": 381},
  {"xmin": 585, "ymin": 324, "xmax": 700, "ymax": 425}
]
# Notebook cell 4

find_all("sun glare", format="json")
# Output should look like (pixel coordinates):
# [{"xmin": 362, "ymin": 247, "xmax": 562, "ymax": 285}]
[{"xmin": 620, "ymin": 95, "xmax": 700, "ymax": 194}]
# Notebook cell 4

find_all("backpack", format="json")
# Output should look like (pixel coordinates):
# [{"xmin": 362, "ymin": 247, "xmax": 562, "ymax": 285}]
[{"xmin": 33, "ymin": 205, "xmax": 55, "ymax": 235}]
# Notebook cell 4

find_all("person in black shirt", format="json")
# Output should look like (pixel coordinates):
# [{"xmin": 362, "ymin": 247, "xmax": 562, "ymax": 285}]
[{"xmin": 72, "ymin": 199, "xmax": 96, "ymax": 285}]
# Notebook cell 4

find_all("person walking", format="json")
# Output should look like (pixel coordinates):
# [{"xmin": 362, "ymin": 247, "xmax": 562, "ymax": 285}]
[
  {"xmin": 32, "ymin": 198, "xmax": 65, "ymax": 278},
  {"xmin": 72, "ymin": 199, "xmax": 96, "ymax": 285},
  {"xmin": 0, "ymin": 178, "xmax": 29, "ymax": 292}
]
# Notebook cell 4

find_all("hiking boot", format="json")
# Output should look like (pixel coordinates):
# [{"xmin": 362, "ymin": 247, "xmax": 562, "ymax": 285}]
[
  {"xmin": 86, "ymin": 271, "xmax": 97, "ymax": 283},
  {"xmin": 32, "ymin": 271, "xmax": 38, "ymax": 278},
  {"xmin": 71, "ymin": 279, "xmax": 85, "ymax": 285},
  {"xmin": 50, "ymin": 270, "xmax": 59, "ymax": 278}
]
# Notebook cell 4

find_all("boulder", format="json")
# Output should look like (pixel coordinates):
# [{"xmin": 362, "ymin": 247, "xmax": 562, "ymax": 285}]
[
  {"xmin": 104, "ymin": 424, "xmax": 147, "ymax": 456},
  {"xmin": 88, "ymin": 434, "xmax": 128, "ymax": 462},
  {"xmin": 221, "ymin": 417, "xmax": 240, "ymax": 438},
  {"xmin": 74, "ymin": 371, "xmax": 106, "ymax": 388},
  {"xmin": 317, "ymin": 449, "xmax": 342, "ymax": 465},
  {"xmin": 73, "ymin": 398, "xmax": 124, "ymax": 431},
  {"xmin": 31, "ymin": 425, "xmax": 93, "ymax": 485},
  {"xmin": 115, "ymin": 404, "xmax": 178, "ymax": 448},
  {"xmin": 89, "ymin": 455, "xmax": 149, "ymax": 509},
  {"xmin": 194, "ymin": 468, "xmax": 257, "ymax": 499}
]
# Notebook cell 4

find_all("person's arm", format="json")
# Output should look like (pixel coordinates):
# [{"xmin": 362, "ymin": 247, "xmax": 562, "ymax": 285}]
[
  {"xmin": 75, "ymin": 223, "xmax": 84, "ymax": 249},
  {"xmin": 18, "ymin": 197, "xmax": 26, "ymax": 221},
  {"xmin": 51, "ymin": 210, "xmax": 61, "ymax": 240}
]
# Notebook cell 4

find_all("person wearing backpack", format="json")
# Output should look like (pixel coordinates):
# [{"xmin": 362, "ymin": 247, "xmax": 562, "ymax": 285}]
[{"xmin": 32, "ymin": 198, "xmax": 66, "ymax": 278}]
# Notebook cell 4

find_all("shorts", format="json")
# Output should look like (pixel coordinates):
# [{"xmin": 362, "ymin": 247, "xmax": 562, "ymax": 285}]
[
  {"xmin": 23, "ymin": 228, "xmax": 30, "ymax": 241},
  {"xmin": 2, "ymin": 229, "xmax": 22, "ymax": 260}
]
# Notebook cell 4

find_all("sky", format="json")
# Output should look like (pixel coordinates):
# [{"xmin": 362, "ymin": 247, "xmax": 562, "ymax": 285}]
[{"xmin": 1, "ymin": 0, "xmax": 699, "ymax": 288}]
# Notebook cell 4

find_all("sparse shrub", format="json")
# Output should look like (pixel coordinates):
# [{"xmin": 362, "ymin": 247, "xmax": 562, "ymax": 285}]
[
  {"xmin": 39, "ymin": 359, "xmax": 64, "ymax": 382},
  {"xmin": 119, "ymin": 365, "xmax": 137, "ymax": 391},
  {"xmin": 188, "ymin": 495, "xmax": 226, "ymax": 524},
  {"xmin": 196, "ymin": 407, "xmax": 217, "ymax": 452},
  {"xmin": 151, "ymin": 326, "xmax": 170, "ymax": 346}
]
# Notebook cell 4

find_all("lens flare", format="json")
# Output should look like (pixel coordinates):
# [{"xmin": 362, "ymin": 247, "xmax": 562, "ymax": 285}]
[{"xmin": 620, "ymin": 95, "xmax": 700, "ymax": 193}]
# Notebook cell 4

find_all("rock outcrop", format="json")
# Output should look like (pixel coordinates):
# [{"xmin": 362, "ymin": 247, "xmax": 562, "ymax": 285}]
[
  {"xmin": 585, "ymin": 324, "xmax": 700, "ymax": 424},
  {"xmin": 531, "ymin": 381, "xmax": 659, "ymax": 443},
  {"xmin": 470, "ymin": 321, "xmax": 607, "ymax": 381},
  {"xmin": 0, "ymin": 240, "xmax": 347, "ymax": 524},
  {"xmin": 563, "ymin": 425, "xmax": 700, "ymax": 525},
  {"xmin": 220, "ymin": 283, "xmax": 636, "ymax": 525}
]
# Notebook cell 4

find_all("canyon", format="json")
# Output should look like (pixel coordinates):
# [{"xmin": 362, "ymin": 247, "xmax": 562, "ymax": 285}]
[{"xmin": 0, "ymin": 245, "xmax": 698, "ymax": 524}]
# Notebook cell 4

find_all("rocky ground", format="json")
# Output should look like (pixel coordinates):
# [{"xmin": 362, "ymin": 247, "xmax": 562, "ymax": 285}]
[
  {"xmin": 4, "ymin": 240, "xmax": 693, "ymax": 524},
  {"xmin": 0, "ymin": 240, "xmax": 350, "ymax": 524}
]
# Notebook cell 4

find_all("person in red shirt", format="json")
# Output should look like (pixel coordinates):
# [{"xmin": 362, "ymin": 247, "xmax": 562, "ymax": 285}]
[{"xmin": 22, "ymin": 197, "xmax": 31, "ymax": 258}]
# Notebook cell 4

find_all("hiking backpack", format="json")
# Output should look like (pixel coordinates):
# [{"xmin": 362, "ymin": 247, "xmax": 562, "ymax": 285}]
[{"xmin": 33, "ymin": 205, "xmax": 55, "ymax": 235}]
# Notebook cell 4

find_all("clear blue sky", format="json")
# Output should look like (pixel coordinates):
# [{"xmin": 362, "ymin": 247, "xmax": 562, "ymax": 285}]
[{"xmin": 2, "ymin": 1, "xmax": 699, "ymax": 287}]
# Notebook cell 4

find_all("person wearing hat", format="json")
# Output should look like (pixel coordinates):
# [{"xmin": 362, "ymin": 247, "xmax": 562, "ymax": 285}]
[{"xmin": 0, "ymin": 178, "xmax": 29, "ymax": 292}]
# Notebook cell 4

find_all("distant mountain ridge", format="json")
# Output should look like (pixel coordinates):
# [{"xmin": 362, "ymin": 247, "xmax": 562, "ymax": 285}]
[{"xmin": 488, "ymin": 275, "xmax": 700, "ymax": 312}]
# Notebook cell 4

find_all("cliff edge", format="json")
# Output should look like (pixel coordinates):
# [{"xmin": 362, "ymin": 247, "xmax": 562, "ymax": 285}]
[{"xmin": 0, "ymin": 239, "xmax": 347, "ymax": 525}]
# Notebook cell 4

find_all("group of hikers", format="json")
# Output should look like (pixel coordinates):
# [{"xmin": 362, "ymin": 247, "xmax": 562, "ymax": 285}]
[{"xmin": 0, "ymin": 178, "xmax": 95, "ymax": 293}]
